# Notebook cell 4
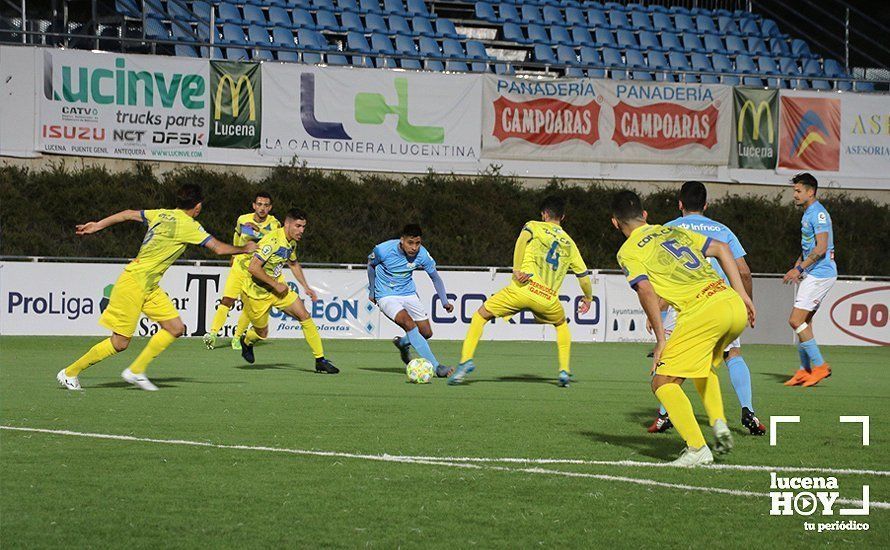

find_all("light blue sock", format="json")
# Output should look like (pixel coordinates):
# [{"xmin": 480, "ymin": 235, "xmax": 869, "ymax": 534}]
[
  {"xmin": 797, "ymin": 344, "xmax": 811, "ymax": 371},
  {"xmin": 406, "ymin": 327, "xmax": 438, "ymax": 367},
  {"xmin": 800, "ymin": 338, "xmax": 825, "ymax": 367},
  {"xmin": 398, "ymin": 335, "xmax": 410, "ymax": 347},
  {"xmin": 726, "ymin": 356, "xmax": 753, "ymax": 411},
  {"xmin": 659, "ymin": 405, "xmax": 667, "ymax": 416}
]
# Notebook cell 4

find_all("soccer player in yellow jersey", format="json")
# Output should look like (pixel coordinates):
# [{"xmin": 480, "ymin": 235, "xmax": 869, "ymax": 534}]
[
  {"xmin": 611, "ymin": 191, "xmax": 756, "ymax": 467},
  {"xmin": 238, "ymin": 208, "xmax": 339, "ymax": 374},
  {"xmin": 56, "ymin": 184, "xmax": 256, "ymax": 392},
  {"xmin": 203, "ymin": 192, "xmax": 280, "ymax": 351},
  {"xmin": 449, "ymin": 196, "xmax": 593, "ymax": 387}
]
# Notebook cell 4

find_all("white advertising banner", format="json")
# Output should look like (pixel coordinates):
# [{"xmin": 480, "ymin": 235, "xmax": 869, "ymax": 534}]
[
  {"xmin": 260, "ymin": 64, "xmax": 481, "ymax": 163},
  {"xmin": 595, "ymin": 80, "xmax": 732, "ymax": 165},
  {"xmin": 38, "ymin": 49, "xmax": 211, "ymax": 160},
  {"xmin": 840, "ymin": 93, "xmax": 890, "ymax": 178},
  {"xmin": 603, "ymin": 274, "xmax": 656, "ymax": 343},
  {"xmin": 812, "ymin": 281, "xmax": 890, "ymax": 346}
]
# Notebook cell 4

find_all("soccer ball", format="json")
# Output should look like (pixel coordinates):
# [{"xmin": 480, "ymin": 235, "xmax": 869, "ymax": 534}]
[{"xmin": 406, "ymin": 358, "xmax": 434, "ymax": 384}]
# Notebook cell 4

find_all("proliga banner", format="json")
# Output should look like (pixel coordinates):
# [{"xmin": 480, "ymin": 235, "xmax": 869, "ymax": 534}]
[
  {"xmin": 261, "ymin": 64, "xmax": 481, "ymax": 162},
  {"xmin": 39, "ymin": 49, "xmax": 208, "ymax": 160},
  {"xmin": 733, "ymin": 87, "xmax": 778, "ymax": 169},
  {"xmin": 209, "ymin": 60, "xmax": 261, "ymax": 149}
]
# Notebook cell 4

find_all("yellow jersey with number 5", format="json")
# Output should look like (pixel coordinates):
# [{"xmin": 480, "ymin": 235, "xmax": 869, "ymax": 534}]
[
  {"xmin": 125, "ymin": 209, "xmax": 211, "ymax": 291},
  {"xmin": 617, "ymin": 224, "xmax": 726, "ymax": 313},
  {"xmin": 516, "ymin": 221, "xmax": 587, "ymax": 302}
]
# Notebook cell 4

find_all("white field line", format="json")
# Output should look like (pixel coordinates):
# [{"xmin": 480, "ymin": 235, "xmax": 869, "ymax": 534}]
[{"xmin": 2, "ymin": 425, "xmax": 887, "ymax": 510}]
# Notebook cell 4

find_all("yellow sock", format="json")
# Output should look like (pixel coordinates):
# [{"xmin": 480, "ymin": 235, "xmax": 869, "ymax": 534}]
[
  {"xmin": 655, "ymin": 383, "xmax": 706, "ymax": 448},
  {"xmin": 233, "ymin": 308, "xmax": 251, "ymax": 339},
  {"xmin": 128, "ymin": 329, "xmax": 177, "ymax": 375},
  {"xmin": 460, "ymin": 312, "xmax": 487, "ymax": 363},
  {"xmin": 65, "ymin": 338, "xmax": 118, "ymax": 377},
  {"xmin": 300, "ymin": 319, "xmax": 324, "ymax": 359},
  {"xmin": 555, "ymin": 322, "xmax": 571, "ymax": 374},
  {"xmin": 244, "ymin": 327, "xmax": 264, "ymax": 346},
  {"xmin": 209, "ymin": 303, "xmax": 231, "ymax": 335},
  {"xmin": 694, "ymin": 371, "xmax": 726, "ymax": 426}
]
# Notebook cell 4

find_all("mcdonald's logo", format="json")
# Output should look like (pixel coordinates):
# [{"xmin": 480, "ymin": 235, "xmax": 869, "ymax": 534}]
[
  {"xmin": 737, "ymin": 99, "xmax": 774, "ymax": 143},
  {"xmin": 214, "ymin": 74, "xmax": 256, "ymax": 121}
]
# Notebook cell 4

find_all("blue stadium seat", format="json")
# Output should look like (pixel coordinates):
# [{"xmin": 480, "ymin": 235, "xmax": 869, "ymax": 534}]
[
  {"xmin": 442, "ymin": 38, "xmax": 464, "ymax": 58},
  {"xmin": 503, "ymin": 22, "xmax": 530, "ymax": 44},
  {"xmin": 498, "ymin": 3, "xmax": 521, "ymax": 24},
  {"xmin": 673, "ymin": 13, "xmax": 696, "ymax": 33},
  {"xmin": 418, "ymin": 36, "xmax": 442, "ymax": 58},
  {"xmin": 521, "ymin": 5, "xmax": 543, "ymax": 24},
  {"xmin": 770, "ymin": 38, "xmax": 791, "ymax": 56},
  {"xmin": 550, "ymin": 25, "xmax": 573, "ymax": 47},
  {"xmin": 272, "ymin": 26, "xmax": 296, "ymax": 47},
  {"xmin": 823, "ymin": 59, "xmax": 851, "ymax": 90},
  {"xmin": 315, "ymin": 10, "xmax": 342, "ymax": 31},
  {"xmin": 605, "ymin": 1, "xmax": 628, "ymax": 13},
  {"xmin": 695, "ymin": 14, "xmax": 717, "ymax": 34},
  {"xmin": 565, "ymin": 7, "xmax": 585, "ymax": 27},
  {"xmin": 580, "ymin": 46, "xmax": 605, "ymax": 79},
  {"xmin": 691, "ymin": 52, "xmax": 718, "ymax": 83},
  {"xmin": 811, "ymin": 78, "xmax": 832, "ymax": 91},
  {"xmin": 777, "ymin": 56, "xmax": 799, "ymax": 75},
  {"xmin": 412, "ymin": 16, "xmax": 438, "ymax": 38},
  {"xmin": 595, "ymin": 28, "xmax": 616, "ymax": 47},
  {"xmin": 543, "ymin": 6, "xmax": 565, "ymax": 26},
  {"xmin": 609, "ymin": 10, "xmax": 631, "ymax": 30},
  {"xmin": 495, "ymin": 62, "xmax": 515, "ymax": 76},
  {"xmin": 436, "ymin": 18, "xmax": 462, "ymax": 39},
  {"xmin": 616, "ymin": 29, "xmax": 637, "ymax": 49},
  {"xmin": 652, "ymin": 12, "xmax": 673, "ymax": 32},
  {"xmin": 703, "ymin": 33, "xmax": 727, "ymax": 54},
  {"xmin": 660, "ymin": 32, "xmax": 683, "ymax": 52},
  {"xmin": 586, "ymin": 8, "xmax": 609, "ymax": 28},
  {"xmin": 717, "ymin": 16, "xmax": 740, "ymax": 35},
  {"xmin": 217, "ymin": 3, "xmax": 244, "ymax": 25},
  {"xmin": 226, "ymin": 46, "xmax": 250, "ymax": 61},
  {"xmin": 711, "ymin": 53, "xmax": 736, "ymax": 83},
  {"xmin": 629, "ymin": 10, "xmax": 654, "ymax": 32},
  {"xmin": 191, "ymin": 1, "xmax": 212, "ymax": 22},
  {"xmin": 359, "ymin": 0, "xmax": 385, "ymax": 15},
  {"xmin": 571, "ymin": 26, "xmax": 596, "ymax": 48},
  {"xmin": 115, "ymin": 0, "xmax": 141, "ymax": 18},
  {"xmin": 761, "ymin": 18, "xmax": 783, "ymax": 38},
  {"xmin": 365, "ymin": 13, "xmax": 388, "ymax": 33},
  {"xmin": 290, "ymin": 8, "xmax": 317, "ymax": 29},
  {"xmin": 638, "ymin": 31, "xmax": 664, "ymax": 52},
  {"xmin": 406, "ymin": 0, "xmax": 429, "ymax": 17},
  {"xmin": 533, "ymin": 44, "xmax": 557, "ymax": 64},
  {"xmin": 725, "ymin": 34, "xmax": 746, "ymax": 55},
  {"xmin": 556, "ymin": 44, "xmax": 580, "ymax": 70},
  {"xmin": 298, "ymin": 28, "xmax": 328, "ymax": 52},
  {"xmin": 646, "ymin": 50, "xmax": 672, "ymax": 81},
  {"xmin": 739, "ymin": 18, "xmax": 760, "ymax": 37},
  {"xmin": 222, "ymin": 23, "xmax": 247, "ymax": 44},
  {"xmin": 475, "ymin": 2, "xmax": 498, "ymax": 23},
  {"xmin": 681, "ymin": 32, "xmax": 707, "ymax": 53},
  {"xmin": 602, "ymin": 47, "xmax": 626, "ymax": 79},
  {"xmin": 243, "ymin": 5, "xmax": 267, "ymax": 27},
  {"xmin": 466, "ymin": 40, "xmax": 488, "ymax": 60},
  {"xmin": 792, "ymin": 38, "xmax": 813, "ymax": 59},
  {"xmin": 394, "ymin": 34, "xmax": 421, "ymax": 68},
  {"xmin": 171, "ymin": 21, "xmax": 196, "ymax": 42},
  {"xmin": 143, "ymin": 0, "xmax": 166, "ymax": 21},
  {"xmin": 268, "ymin": 7, "xmax": 293, "ymax": 28},
  {"xmin": 854, "ymin": 81, "xmax": 875, "ymax": 92},
  {"xmin": 341, "ymin": 12, "xmax": 365, "ymax": 32},
  {"xmin": 389, "ymin": 15, "xmax": 414, "ymax": 36},
  {"xmin": 625, "ymin": 49, "xmax": 651, "ymax": 80},
  {"xmin": 175, "ymin": 44, "xmax": 199, "ymax": 57},
  {"xmin": 311, "ymin": 0, "xmax": 336, "ymax": 11},
  {"xmin": 338, "ymin": 0, "xmax": 360, "ymax": 13},
  {"xmin": 736, "ymin": 54, "xmax": 763, "ymax": 86},
  {"xmin": 527, "ymin": 24, "xmax": 549, "ymax": 45},
  {"xmin": 248, "ymin": 28, "xmax": 274, "ymax": 60},
  {"xmin": 668, "ymin": 51, "xmax": 692, "ymax": 81},
  {"xmin": 756, "ymin": 55, "xmax": 779, "ymax": 86},
  {"xmin": 383, "ymin": 0, "xmax": 406, "ymax": 15},
  {"xmin": 747, "ymin": 37, "xmax": 769, "ymax": 56},
  {"xmin": 347, "ymin": 30, "xmax": 373, "ymax": 52},
  {"xmin": 668, "ymin": 5, "xmax": 690, "ymax": 16},
  {"xmin": 145, "ymin": 19, "xmax": 169, "ymax": 41},
  {"xmin": 167, "ymin": 1, "xmax": 198, "ymax": 23},
  {"xmin": 371, "ymin": 34, "xmax": 398, "ymax": 67}
]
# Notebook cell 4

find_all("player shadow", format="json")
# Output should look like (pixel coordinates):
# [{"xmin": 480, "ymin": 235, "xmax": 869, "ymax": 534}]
[
  {"xmin": 90, "ymin": 376, "xmax": 202, "ymax": 389},
  {"xmin": 762, "ymin": 372, "xmax": 795, "ymax": 383},
  {"xmin": 495, "ymin": 373, "xmax": 561, "ymax": 385},
  {"xmin": 358, "ymin": 367, "xmax": 407, "ymax": 375},
  {"xmin": 577, "ymin": 430, "xmax": 677, "ymax": 460},
  {"xmin": 236, "ymin": 363, "xmax": 294, "ymax": 370}
]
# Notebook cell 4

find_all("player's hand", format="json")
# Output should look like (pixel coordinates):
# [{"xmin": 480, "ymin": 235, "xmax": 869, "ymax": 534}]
[
  {"xmin": 645, "ymin": 317, "xmax": 653, "ymax": 334},
  {"xmin": 782, "ymin": 267, "xmax": 802, "ymax": 284},
  {"xmin": 369, "ymin": 296, "xmax": 376, "ymax": 305},
  {"xmin": 242, "ymin": 241, "xmax": 258, "ymax": 254},
  {"xmin": 512, "ymin": 270, "xmax": 531, "ymax": 284},
  {"xmin": 306, "ymin": 287, "xmax": 319, "ymax": 302},
  {"xmin": 650, "ymin": 339, "xmax": 666, "ymax": 374},
  {"xmin": 244, "ymin": 222, "xmax": 260, "ymax": 232},
  {"xmin": 577, "ymin": 298, "xmax": 591, "ymax": 315},
  {"xmin": 742, "ymin": 294, "xmax": 757, "ymax": 328},
  {"xmin": 75, "ymin": 222, "xmax": 101, "ymax": 235},
  {"xmin": 443, "ymin": 303, "xmax": 454, "ymax": 313},
  {"xmin": 272, "ymin": 281, "xmax": 289, "ymax": 296}
]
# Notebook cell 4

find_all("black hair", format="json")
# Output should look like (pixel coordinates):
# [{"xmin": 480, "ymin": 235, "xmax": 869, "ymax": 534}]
[
  {"xmin": 792, "ymin": 172, "xmax": 818, "ymax": 193},
  {"xmin": 285, "ymin": 208, "xmax": 307, "ymax": 221},
  {"xmin": 540, "ymin": 195, "xmax": 567, "ymax": 219},
  {"xmin": 401, "ymin": 224, "xmax": 423, "ymax": 238},
  {"xmin": 255, "ymin": 191, "xmax": 272, "ymax": 202},
  {"xmin": 176, "ymin": 184, "xmax": 204, "ymax": 210},
  {"xmin": 679, "ymin": 181, "xmax": 707, "ymax": 212},
  {"xmin": 610, "ymin": 190, "xmax": 645, "ymax": 223}
]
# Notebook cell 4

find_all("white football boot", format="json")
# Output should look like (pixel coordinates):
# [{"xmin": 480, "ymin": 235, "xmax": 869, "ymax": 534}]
[
  {"xmin": 712, "ymin": 418, "xmax": 734, "ymax": 455},
  {"xmin": 121, "ymin": 368, "xmax": 159, "ymax": 391},
  {"xmin": 56, "ymin": 369, "xmax": 82, "ymax": 391},
  {"xmin": 670, "ymin": 445, "xmax": 714, "ymax": 467}
]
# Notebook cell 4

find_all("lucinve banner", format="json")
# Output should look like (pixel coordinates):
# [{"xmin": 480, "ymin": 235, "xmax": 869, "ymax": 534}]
[{"xmin": 260, "ymin": 64, "xmax": 482, "ymax": 163}]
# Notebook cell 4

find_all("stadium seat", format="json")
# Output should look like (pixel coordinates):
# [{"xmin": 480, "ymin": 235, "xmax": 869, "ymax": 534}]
[
  {"xmin": 629, "ymin": 10, "xmax": 654, "ymax": 32},
  {"xmin": 290, "ymin": 9, "xmax": 317, "ymax": 30},
  {"xmin": 521, "ymin": 5, "xmax": 543, "ymax": 24},
  {"xmin": 466, "ymin": 40, "xmax": 488, "ymax": 60},
  {"xmin": 217, "ymin": 3, "xmax": 244, "ymax": 25},
  {"xmin": 704, "ymin": 33, "xmax": 728, "ymax": 54},
  {"xmin": 673, "ymin": 13, "xmax": 696, "ymax": 33},
  {"xmin": 823, "ymin": 59, "xmax": 851, "ymax": 90},
  {"xmin": 268, "ymin": 7, "xmax": 292, "ymax": 29},
  {"xmin": 626, "ymin": 49, "xmax": 652, "ymax": 81},
  {"xmin": 143, "ymin": 0, "xmax": 166, "ymax": 21},
  {"xmin": 571, "ymin": 26, "xmax": 596, "ymax": 48},
  {"xmin": 436, "ymin": 18, "xmax": 462, "ymax": 39},
  {"xmin": 498, "ymin": 3, "xmax": 522, "ymax": 24},
  {"xmin": 691, "ymin": 52, "xmax": 715, "ymax": 80},
  {"xmin": 739, "ymin": 18, "xmax": 760, "ymax": 37},
  {"xmin": 225, "ymin": 46, "xmax": 250, "ymax": 61},
  {"xmin": 616, "ymin": 29, "xmax": 637, "ymax": 49},
  {"xmin": 668, "ymin": 51, "xmax": 692, "ymax": 81},
  {"xmin": 272, "ymin": 26, "xmax": 296, "ymax": 47},
  {"xmin": 586, "ymin": 8, "xmax": 609, "ymax": 28},
  {"xmin": 144, "ymin": 19, "xmax": 169, "ymax": 41},
  {"xmin": 747, "ymin": 37, "xmax": 769, "ymax": 56},
  {"xmin": 341, "ymin": 12, "xmax": 365, "ymax": 33},
  {"xmin": 312, "ymin": 0, "xmax": 336, "ymax": 11},
  {"xmin": 757, "ymin": 56, "xmax": 782, "ymax": 88},
  {"xmin": 115, "ymin": 0, "xmax": 141, "ymax": 18},
  {"xmin": 602, "ymin": 47, "xmax": 626, "ymax": 80},
  {"xmin": 371, "ymin": 34, "xmax": 398, "ymax": 68},
  {"xmin": 761, "ymin": 18, "xmax": 783, "ymax": 38},
  {"xmin": 475, "ymin": 2, "xmax": 498, "ymax": 23},
  {"xmin": 660, "ymin": 32, "xmax": 683, "ymax": 52},
  {"xmin": 388, "ymin": 15, "xmax": 414, "ymax": 36},
  {"xmin": 609, "ymin": 10, "xmax": 631, "ymax": 30},
  {"xmin": 854, "ymin": 81, "xmax": 875, "ymax": 92},
  {"xmin": 315, "ymin": 10, "xmax": 342, "ymax": 32},
  {"xmin": 503, "ymin": 22, "xmax": 530, "ymax": 44},
  {"xmin": 717, "ymin": 16, "xmax": 740, "ymax": 35},
  {"xmin": 543, "ymin": 6, "xmax": 565, "ymax": 27},
  {"xmin": 382, "ymin": 0, "xmax": 405, "ymax": 15},
  {"xmin": 394, "ymin": 34, "xmax": 422, "ymax": 68},
  {"xmin": 527, "ymin": 24, "xmax": 549, "ymax": 45},
  {"xmin": 359, "ymin": 0, "xmax": 385, "ymax": 15},
  {"xmin": 792, "ymin": 38, "xmax": 816, "ymax": 59},
  {"xmin": 580, "ymin": 46, "xmax": 605, "ymax": 79},
  {"xmin": 770, "ymin": 38, "xmax": 791, "ymax": 56},
  {"xmin": 442, "ymin": 38, "xmax": 464, "ymax": 58},
  {"xmin": 412, "ymin": 17, "xmax": 438, "ymax": 38},
  {"xmin": 167, "ymin": 1, "xmax": 198, "ymax": 23},
  {"xmin": 736, "ymin": 54, "xmax": 763, "ymax": 86},
  {"xmin": 725, "ymin": 34, "xmax": 746, "ymax": 55},
  {"xmin": 556, "ymin": 45, "xmax": 582, "ymax": 76},
  {"xmin": 347, "ymin": 30, "xmax": 373, "ymax": 53},
  {"xmin": 565, "ymin": 7, "xmax": 586, "ymax": 27},
  {"xmin": 550, "ymin": 25, "xmax": 574, "ymax": 47},
  {"xmin": 406, "ymin": 0, "xmax": 429, "ymax": 17},
  {"xmin": 533, "ymin": 44, "xmax": 557, "ymax": 65},
  {"xmin": 365, "ymin": 13, "xmax": 388, "ymax": 33},
  {"xmin": 638, "ymin": 31, "xmax": 664, "ymax": 52},
  {"xmin": 171, "ymin": 21, "xmax": 196, "ymax": 43},
  {"xmin": 595, "ymin": 28, "xmax": 616, "ymax": 47},
  {"xmin": 175, "ymin": 44, "xmax": 199, "ymax": 57},
  {"xmin": 681, "ymin": 32, "xmax": 707, "ymax": 53},
  {"xmin": 243, "ymin": 5, "xmax": 267, "ymax": 27},
  {"xmin": 695, "ymin": 14, "xmax": 717, "ymax": 34},
  {"xmin": 652, "ymin": 12, "xmax": 673, "ymax": 32},
  {"xmin": 605, "ymin": 1, "xmax": 628, "ymax": 13},
  {"xmin": 418, "ymin": 36, "xmax": 442, "ymax": 58}
]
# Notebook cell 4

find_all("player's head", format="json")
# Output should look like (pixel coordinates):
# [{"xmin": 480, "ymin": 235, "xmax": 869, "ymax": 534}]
[
  {"xmin": 792, "ymin": 173, "xmax": 818, "ymax": 206},
  {"xmin": 540, "ymin": 196, "xmax": 566, "ymax": 223},
  {"xmin": 284, "ymin": 208, "xmax": 307, "ymax": 241},
  {"xmin": 400, "ymin": 224, "xmax": 423, "ymax": 256},
  {"xmin": 678, "ymin": 181, "xmax": 707, "ymax": 214},
  {"xmin": 253, "ymin": 192, "xmax": 272, "ymax": 219},
  {"xmin": 610, "ymin": 190, "xmax": 647, "ymax": 233},
  {"xmin": 177, "ymin": 184, "xmax": 204, "ymax": 216}
]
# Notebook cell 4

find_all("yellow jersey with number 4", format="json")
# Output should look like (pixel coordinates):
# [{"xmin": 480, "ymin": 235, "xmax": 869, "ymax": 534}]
[
  {"xmin": 125, "ymin": 209, "xmax": 211, "ymax": 291},
  {"xmin": 232, "ymin": 213, "xmax": 281, "ymax": 270},
  {"xmin": 244, "ymin": 227, "xmax": 298, "ymax": 300},
  {"xmin": 617, "ymin": 224, "xmax": 728, "ymax": 313},
  {"xmin": 516, "ymin": 220, "xmax": 587, "ymax": 302}
]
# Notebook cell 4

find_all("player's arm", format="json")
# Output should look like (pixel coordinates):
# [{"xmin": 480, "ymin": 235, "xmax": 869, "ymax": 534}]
[
  {"xmin": 247, "ymin": 255, "xmax": 288, "ymax": 296},
  {"xmin": 704, "ymin": 240, "xmax": 756, "ymax": 327},
  {"xmin": 204, "ymin": 237, "xmax": 256, "ymax": 257},
  {"xmin": 426, "ymin": 267, "xmax": 454, "ymax": 313},
  {"xmin": 512, "ymin": 227, "xmax": 533, "ymax": 283},
  {"xmin": 367, "ymin": 247, "xmax": 381, "ymax": 303},
  {"xmin": 570, "ymin": 248, "xmax": 593, "ymax": 314},
  {"xmin": 634, "ymin": 279, "xmax": 666, "ymax": 371},
  {"xmin": 736, "ymin": 257, "xmax": 753, "ymax": 299},
  {"xmin": 75, "ymin": 209, "xmax": 143, "ymax": 235},
  {"xmin": 288, "ymin": 260, "xmax": 318, "ymax": 302}
]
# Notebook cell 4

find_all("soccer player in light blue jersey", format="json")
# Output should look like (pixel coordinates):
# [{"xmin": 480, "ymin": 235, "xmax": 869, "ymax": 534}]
[
  {"xmin": 782, "ymin": 173, "xmax": 836, "ymax": 387},
  {"xmin": 368, "ymin": 224, "xmax": 454, "ymax": 377},
  {"xmin": 648, "ymin": 181, "xmax": 766, "ymax": 436}
]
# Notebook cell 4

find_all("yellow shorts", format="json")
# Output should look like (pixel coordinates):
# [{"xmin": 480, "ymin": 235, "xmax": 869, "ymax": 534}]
[
  {"xmin": 656, "ymin": 292, "xmax": 747, "ymax": 379},
  {"xmin": 221, "ymin": 261, "xmax": 250, "ymax": 299},
  {"xmin": 242, "ymin": 290, "xmax": 299, "ymax": 329},
  {"xmin": 484, "ymin": 284, "xmax": 566, "ymax": 325},
  {"xmin": 99, "ymin": 271, "xmax": 179, "ymax": 337}
]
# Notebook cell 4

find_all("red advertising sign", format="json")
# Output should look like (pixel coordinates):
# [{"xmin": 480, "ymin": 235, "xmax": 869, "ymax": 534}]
[
  {"xmin": 492, "ymin": 96, "xmax": 600, "ymax": 145},
  {"xmin": 778, "ymin": 95, "xmax": 841, "ymax": 171},
  {"xmin": 829, "ymin": 286, "xmax": 890, "ymax": 345},
  {"xmin": 611, "ymin": 102, "xmax": 719, "ymax": 149}
]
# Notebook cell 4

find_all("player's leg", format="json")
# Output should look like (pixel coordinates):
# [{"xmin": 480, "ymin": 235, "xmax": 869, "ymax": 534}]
[
  {"xmin": 280, "ymin": 296, "xmax": 338, "ymax": 374},
  {"xmin": 121, "ymin": 288, "xmax": 184, "ymax": 391},
  {"xmin": 58, "ymin": 332, "xmax": 129, "ymax": 391},
  {"xmin": 410, "ymin": 317, "xmax": 452, "ymax": 377},
  {"xmin": 240, "ymin": 296, "xmax": 270, "ymax": 364},
  {"xmin": 787, "ymin": 277, "xmax": 834, "ymax": 386},
  {"xmin": 378, "ymin": 296, "xmax": 420, "ymax": 365},
  {"xmin": 533, "ymin": 300, "xmax": 571, "ymax": 386},
  {"xmin": 724, "ymin": 345, "xmax": 765, "ymax": 435},
  {"xmin": 449, "ymin": 289, "xmax": 506, "ymax": 386},
  {"xmin": 649, "ymin": 307, "xmax": 675, "ymax": 432},
  {"xmin": 652, "ymin": 374, "xmax": 712, "ymax": 466},
  {"xmin": 231, "ymin": 298, "xmax": 251, "ymax": 350},
  {"xmin": 205, "ymin": 267, "xmax": 244, "ymax": 349}
]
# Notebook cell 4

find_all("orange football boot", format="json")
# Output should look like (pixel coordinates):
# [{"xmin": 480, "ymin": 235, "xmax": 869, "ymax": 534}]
[
  {"xmin": 802, "ymin": 364, "xmax": 832, "ymax": 387},
  {"xmin": 784, "ymin": 369, "xmax": 811, "ymax": 386}
]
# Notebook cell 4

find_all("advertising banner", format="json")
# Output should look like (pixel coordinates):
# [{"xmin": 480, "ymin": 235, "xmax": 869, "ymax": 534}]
[
  {"xmin": 812, "ymin": 281, "xmax": 890, "ymax": 346},
  {"xmin": 595, "ymin": 80, "xmax": 732, "ymax": 165},
  {"xmin": 482, "ymin": 75, "xmax": 602, "ymax": 161},
  {"xmin": 777, "ymin": 92, "xmax": 841, "ymax": 172},
  {"xmin": 209, "ymin": 60, "xmax": 261, "ymax": 149},
  {"xmin": 840, "ymin": 93, "xmax": 890, "ymax": 178},
  {"xmin": 39, "ymin": 49, "xmax": 209, "ymax": 160},
  {"xmin": 733, "ymin": 87, "xmax": 778, "ymax": 169},
  {"xmin": 261, "ymin": 64, "xmax": 481, "ymax": 162}
]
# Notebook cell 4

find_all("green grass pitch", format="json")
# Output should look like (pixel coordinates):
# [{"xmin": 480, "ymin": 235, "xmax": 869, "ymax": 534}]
[{"xmin": 1, "ymin": 336, "xmax": 887, "ymax": 547}]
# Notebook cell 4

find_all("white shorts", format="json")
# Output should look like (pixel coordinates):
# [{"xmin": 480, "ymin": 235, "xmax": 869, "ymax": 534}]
[
  {"xmin": 377, "ymin": 294, "xmax": 428, "ymax": 322},
  {"xmin": 663, "ymin": 306, "xmax": 740, "ymax": 351},
  {"xmin": 794, "ymin": 275, "xmax": 837, "ymax": 312}
]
